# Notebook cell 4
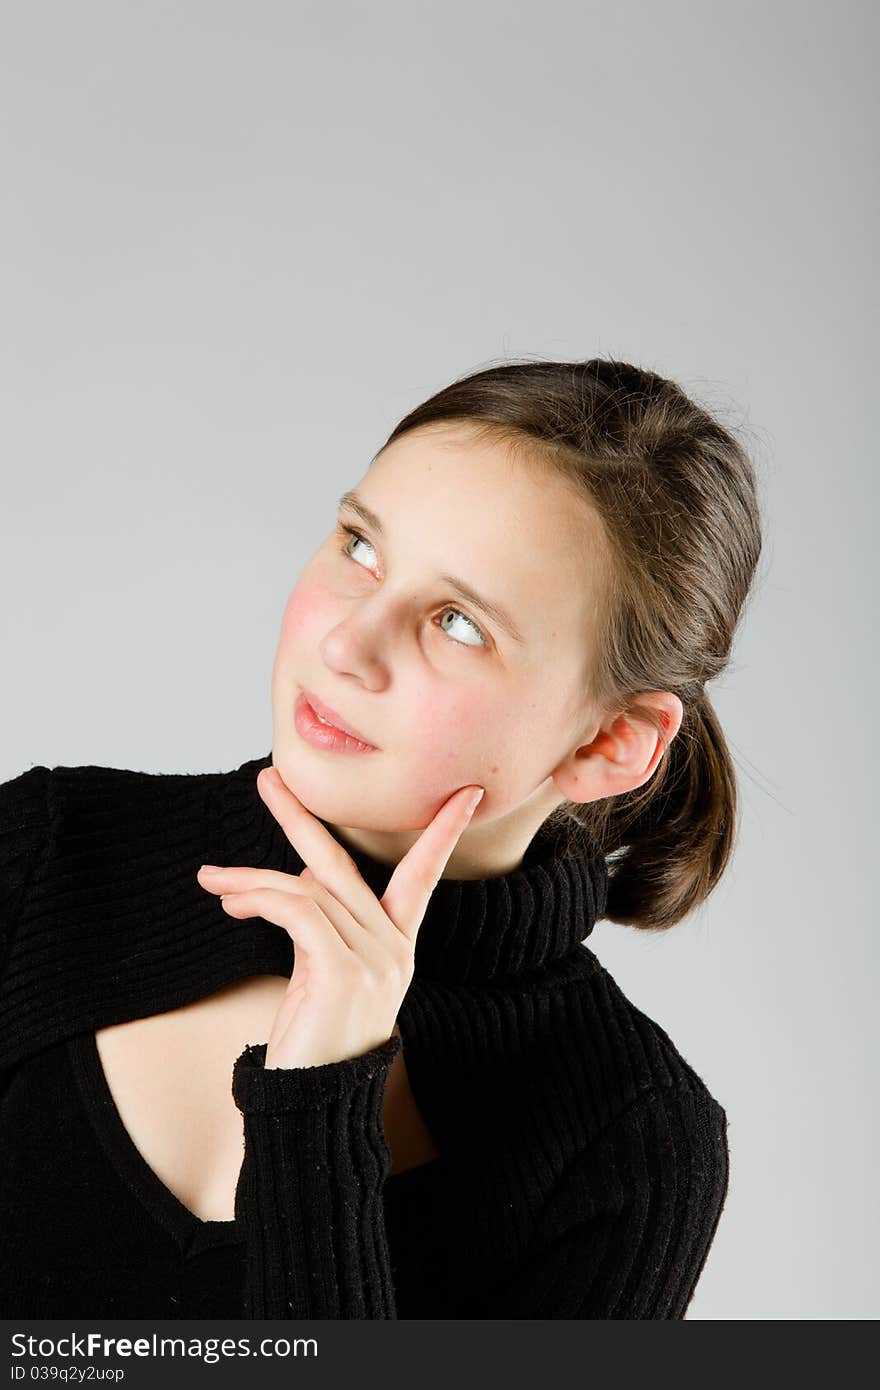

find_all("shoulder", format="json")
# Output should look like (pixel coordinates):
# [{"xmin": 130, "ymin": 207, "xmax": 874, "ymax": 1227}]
[
  {"xmin": 0, "ymin": 756, "xmax": 225, "ymax": 950},
  {"xmin": 539, "ymin": 950, "xmax": 729, "ymax": 1218},
  {"xmin": 29, "ymin": 756, "xmax": 222, "ymax": 841},
  {"xmin": 45, "ymin": 756, "xmax": 221, "ymax": 818},
  {"xmin": 546, "ymin": 946, "xmax": 728, "ymax": 1138},
  {"xmin": 0, "ymin": 755, "xmax": 238, "ymax": 1073},
  {"xmin": 0, "ymin": 762, "xmax": 52, "ymax": 841},
  {"xmin": 43, "ymin": 759, "xmax": 231, "ymax": 912},
  {"xmin": 0, "ymin": 764, "xmax": 54, "ymax": 959}
]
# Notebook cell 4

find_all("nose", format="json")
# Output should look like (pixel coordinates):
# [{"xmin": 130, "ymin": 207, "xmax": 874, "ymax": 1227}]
[{"xmin": 318, "ymin": 605, "xmax": 390, "ymax": 690}]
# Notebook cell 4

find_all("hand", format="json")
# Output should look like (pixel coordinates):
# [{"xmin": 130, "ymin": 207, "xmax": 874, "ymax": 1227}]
[{"xmin": 196, "ymin": 767, "xmax": 485, "ymax": 1069}]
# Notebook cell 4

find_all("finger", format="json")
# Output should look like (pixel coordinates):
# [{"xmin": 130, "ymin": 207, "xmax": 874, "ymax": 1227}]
[
  {"xmin": 256, "ymin": 766, "xmax": 398, "ymax": 935},
  {"xmin": 220, "ymin": 886, "xmax": 349, "ymax": 960},
  {"xmin": 380, "ymin": 784, "xmax": 484, "ymax": 942},
  {"xmin": 204, "ymin": 863, "xmax": 403, "ymax": 969},
  {"xmin": 219, "ymin": 884, "xmax": 377, "ymax": 959},
  {"xmin": 197, "ymin": 865, "xmax": 312, "ymax": 895}
]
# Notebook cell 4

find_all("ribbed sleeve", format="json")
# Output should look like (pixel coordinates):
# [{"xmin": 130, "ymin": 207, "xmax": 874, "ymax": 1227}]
[
  {"xmin": 455, "ymin": 1085, "xmax": 730, "ymax": 1320},
  {"xmin": 0, "ymin": 766, "xmax": 52, "ymax": 965},
  {"xmin": 231, "ymin": 1032, "xmax": 402, "ymax": 1319}
]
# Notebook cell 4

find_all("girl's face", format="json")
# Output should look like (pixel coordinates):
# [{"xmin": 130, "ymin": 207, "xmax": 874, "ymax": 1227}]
[{"xmin": 270, "ymin": 422, "xmax": 604, "ymax": 865}]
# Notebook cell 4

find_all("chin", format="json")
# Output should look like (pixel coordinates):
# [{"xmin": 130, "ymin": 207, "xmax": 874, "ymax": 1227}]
[
  {"xmin": 274, "ymin": 769, "xmax": 423, "ymax": 835},
  {"xmin": 267, "ymin": 755, "xmax": 367, "ymax": 823}
]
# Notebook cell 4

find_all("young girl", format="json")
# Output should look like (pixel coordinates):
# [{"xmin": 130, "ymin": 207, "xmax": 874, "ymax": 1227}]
[{"xmin": 0, "ymin": 357, "xmax": 762, "ymax": 1319}]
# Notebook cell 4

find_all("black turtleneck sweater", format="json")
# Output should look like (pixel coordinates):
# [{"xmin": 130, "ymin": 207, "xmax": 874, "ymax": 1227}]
[{"xmin": 0, "ymin": 752, "xmax": 729, "ymax": 1319}]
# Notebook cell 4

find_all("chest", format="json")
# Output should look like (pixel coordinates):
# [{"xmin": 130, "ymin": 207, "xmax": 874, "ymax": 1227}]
[{"xmin": 94, "ymin": 976, "xmax": 439, "ymax": 1224}]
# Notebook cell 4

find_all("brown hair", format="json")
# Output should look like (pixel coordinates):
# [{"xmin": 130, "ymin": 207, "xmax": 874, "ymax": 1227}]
[{"xmin": 378, "ymin": 357, "xmax": 765, "ymax": 931}]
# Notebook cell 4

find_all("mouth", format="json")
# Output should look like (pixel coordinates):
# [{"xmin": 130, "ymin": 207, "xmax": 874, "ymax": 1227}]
[{"xmin": 299, "ymin": 688, "xmax": 379, "ymax": 749}]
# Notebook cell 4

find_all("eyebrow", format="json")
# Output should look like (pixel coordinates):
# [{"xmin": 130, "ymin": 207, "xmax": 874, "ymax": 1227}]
[{"xmin": 337, "ymin": 489, "xmax": 527, "ymax": 645}]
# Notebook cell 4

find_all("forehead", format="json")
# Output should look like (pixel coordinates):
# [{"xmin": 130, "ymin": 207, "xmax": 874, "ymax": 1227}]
[
  {"xmin": 369, "ymin": 424, "xmax": 581, "ymax": 529},
  {"xmin": 351, "ymin": 425, "xmax": 602, "ymax": 654}
]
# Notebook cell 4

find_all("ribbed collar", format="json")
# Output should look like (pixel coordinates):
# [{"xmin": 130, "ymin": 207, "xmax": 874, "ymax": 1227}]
[{"xmin": 220, "ymin": 752, "xmax": 608, "ymax": 986}]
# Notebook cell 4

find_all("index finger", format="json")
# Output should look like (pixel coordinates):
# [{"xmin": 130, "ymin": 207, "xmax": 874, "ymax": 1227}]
[
  {"xmin": 380, "ymin": 784, "xmax": 485, "ymax": 940},
  {"xmin": 255, "ymin": 766, "xmax": 381, "ymax": 921}
]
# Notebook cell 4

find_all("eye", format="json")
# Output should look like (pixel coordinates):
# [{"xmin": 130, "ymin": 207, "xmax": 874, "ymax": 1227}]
[
  {"xmin": 336, "ymin": 522, "xmax": 488, "ymax": 649},
  {"xmin": 338, "ymin": 523, "xmax": 376, "ymax": 570},
  {"xmin": 435, "ymin": 607, "xmax": 486, "ymax": 647}
]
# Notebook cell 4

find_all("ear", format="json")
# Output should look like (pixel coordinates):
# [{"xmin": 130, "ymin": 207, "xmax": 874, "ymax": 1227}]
[{"xmin": 550, "ymin": 690, "xmax": 684, "ymax": 807}]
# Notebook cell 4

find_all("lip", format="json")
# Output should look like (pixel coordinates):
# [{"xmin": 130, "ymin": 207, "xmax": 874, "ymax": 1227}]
[{"xmin": 298, "ymin": 688, "xmax": 379, "ymax": 749}]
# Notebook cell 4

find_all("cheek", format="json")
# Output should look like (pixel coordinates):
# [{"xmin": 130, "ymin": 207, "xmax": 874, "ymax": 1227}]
[
  {"xmin": 404, "ymin": 680, "xmax": 565, "ymax": 812},
  {"xmin": 403, "ymin": 687, "xmax": 512, "ymax": 786},
  {"xmin": 279, "ymin": 574, "xmax": 330, "ymax": 644}
]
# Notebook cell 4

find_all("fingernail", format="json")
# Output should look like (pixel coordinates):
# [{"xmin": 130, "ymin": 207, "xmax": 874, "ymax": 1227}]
[
  {"xmin": 466, "ymin": 788, "xmax": 485, "ymax": 816},
  {"xmin": 200, "ymin": 864, "xmax": 224, "ymax": 874}
]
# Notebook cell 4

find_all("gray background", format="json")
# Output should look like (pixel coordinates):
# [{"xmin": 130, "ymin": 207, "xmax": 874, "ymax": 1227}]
[{"xmin": 1, "ymin": 0, "xmax": 875, "ymax": 1320}]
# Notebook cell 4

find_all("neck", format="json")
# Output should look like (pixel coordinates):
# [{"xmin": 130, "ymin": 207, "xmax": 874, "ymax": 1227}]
[{"xmin": 222, "ymin": 751, "xmax": 608, "ymax": 984}]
